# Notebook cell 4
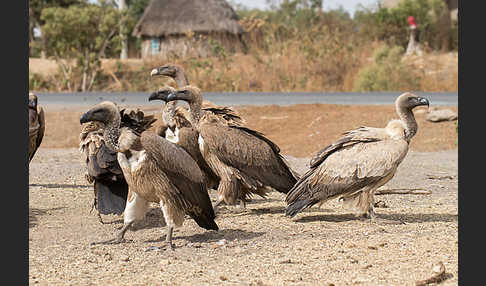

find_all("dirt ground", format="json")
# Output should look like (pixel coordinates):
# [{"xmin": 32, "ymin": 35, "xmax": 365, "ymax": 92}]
[{"xmin": 29, "ymin": 103, "xmax": 458, "ymax": 285}]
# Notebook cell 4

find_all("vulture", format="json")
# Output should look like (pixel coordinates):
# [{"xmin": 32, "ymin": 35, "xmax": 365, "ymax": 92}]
[
  {"xmin": 164, "ymin": 85, "xmax": 299, "ymax": 211},
  {"xmin": 80, "ymin": 101, "xmax": 218, "ymax": 249},
  {"xmin": 79, "ymin": 109, "xmax": 156, "ymax": 223},
  {"xmin": 150, "ymin": 63, "xmax": 244, "ymax": 128},
  {"xmin": 285, "ymin": 92, "xmax": 430, "ymax": 221},
  {"xmin": 29, "ymin": 92, "xmax": 45, "ymax": 163},
  {"xmin": 149, "ymin": 64, "xmax": 244, "ymax": 192},
  {"xmin": 150, "ymin": 87, "xmax": 220, "ymax": 191}
]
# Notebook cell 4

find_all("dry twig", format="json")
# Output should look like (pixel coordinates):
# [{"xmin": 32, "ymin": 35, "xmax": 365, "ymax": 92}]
[
  {"xmin": 375, "ymin": 188, "xmax": 432, "ymax": 195},
  {"xmin": 415, "ymin": 262, "xmax": 447, "ymax": 286}
]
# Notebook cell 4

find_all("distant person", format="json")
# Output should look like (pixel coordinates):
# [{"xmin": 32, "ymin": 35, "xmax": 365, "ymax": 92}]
[{"xmin": 405, "ymin": 16, "xmax": 423, "ymax": 56}]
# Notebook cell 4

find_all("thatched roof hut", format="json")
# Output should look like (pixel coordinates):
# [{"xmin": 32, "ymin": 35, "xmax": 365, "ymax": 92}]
[{"xmin": 132, "ymin": 0, "xmax": 245, "ymax": 59}]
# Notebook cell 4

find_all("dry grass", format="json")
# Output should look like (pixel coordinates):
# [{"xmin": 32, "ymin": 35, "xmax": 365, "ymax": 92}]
[{"xmin": 29, "ymin": 46, "xmax": 457, "ymax": 93}]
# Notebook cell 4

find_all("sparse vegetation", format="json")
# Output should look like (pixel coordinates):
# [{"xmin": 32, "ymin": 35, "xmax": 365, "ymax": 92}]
[{"xmin": 29, "ymin": 0, "xmax": 457, "ymax": 93}]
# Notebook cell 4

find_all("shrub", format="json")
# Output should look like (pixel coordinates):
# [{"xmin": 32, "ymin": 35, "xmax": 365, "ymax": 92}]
[{"xmin": 353, "ymin": 45, "xmax": 422, "ymax": 92}]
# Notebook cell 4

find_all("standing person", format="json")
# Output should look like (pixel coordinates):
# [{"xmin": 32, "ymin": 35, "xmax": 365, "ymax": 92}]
[{"xmin": 406, "ymin": 16, "xmax": 423, "ymax": 56}]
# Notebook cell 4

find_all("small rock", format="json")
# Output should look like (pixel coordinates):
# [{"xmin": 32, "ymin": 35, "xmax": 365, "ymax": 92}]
[
  {"xmin": 160, "ymin": 259, "xmax": 170, "ymax": 265},
  {"xmin": 119, "ymin": 255, "xmax": 130, "ymax": 262},
  {"xmin": 368, "ymin": 246, "xmax": 378, "ymax": 250},
  {"xmin": 219, "ymin": 275, "xmax": 228, "ymax": 281},
  {"xmin": 426, "ymin": 108, "xmax": 458, "ymax": 122}
]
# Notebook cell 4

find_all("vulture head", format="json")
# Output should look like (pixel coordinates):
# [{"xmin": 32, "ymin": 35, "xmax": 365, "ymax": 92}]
[
  {"xmin": 80, "ymin": 101, "xmax": 121, "ymax": 127},
  {"xmin": 29, "ymin": 92, "xmax": 38, "ymax": 110},
  {"xmin": 150, "ymin": 64, "xmax": 185, "ymax": 79},
  {"xmin": 166, "ymin": 85, "xmax": 203, "ymax": 106},
  {"xmin": 395, "ymin": 92, "xmax": 429, "ymax": 111},
  {"xmin": 148, "ymin": 86, "xmax": 176, "ymax": 103}
]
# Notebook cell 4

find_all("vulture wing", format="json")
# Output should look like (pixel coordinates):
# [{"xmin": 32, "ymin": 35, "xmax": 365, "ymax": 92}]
[
  {"xmin": 29, "ymin": 106, "xmax": 45, "ymax": 162},
  {"xmin": 202, "ymin": 106, "xmax": 245, "ymax": 126},
  {"xmin": 140, "ymin": 132, "xmax": 218, "ymax": 230},
  {"xmin": 80, "ymin": 127, "xmax": 128, "ymax": 215},
  {"xmin": 286, "ymin": 128, "xmax": 409, "ymax": 217},
  {"xmin": 200, "ymin": 123, "xmax": 298, "ymax": 193}
]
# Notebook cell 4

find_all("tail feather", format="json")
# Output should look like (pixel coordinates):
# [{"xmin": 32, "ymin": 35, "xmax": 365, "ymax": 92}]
[
  {"xmin": 285, "ymin": 198, "xmax": 315, "ymax": 217},
  {"xmin": 190, "ymin": 213, "xmax": 219, "ymax": 231}
]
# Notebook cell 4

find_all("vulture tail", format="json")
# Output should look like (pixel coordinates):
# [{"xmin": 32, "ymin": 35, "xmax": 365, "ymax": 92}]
[
  {"xmin": 190, "ymin": 213, "xmax": 219, "ymax": 231},
  {"xmin": 95, "ymin": 179, "xmax": 129, "ymax": 215},
  {"xmin": 187, "ymin": 184, "xmax": 219, "ymax": 231},
  {"xmin": 285, "ymin": 198, "xmax": 315, "ymax": 218}
]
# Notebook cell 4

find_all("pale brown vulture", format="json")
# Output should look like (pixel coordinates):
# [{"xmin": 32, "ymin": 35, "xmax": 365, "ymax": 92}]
[
  {"xmin": 164, "ymin": 85, "xmax": 299, "ymax": 211},
  {"xmin": 149, "ymin": 86, "xmax": 220, "ymax": 191},
  {"xmin": 150, "ymin": 64, "xmax": 244, "ymax": 128},
  {"xmin": 79, "ymin": 109, "xmax": 156, "ymax": 223},
  {"xmin": 285, "ymin": 92, "xmax": 429, "ymax": 220},
  {"xmin": 81, "ymin": 101, "xmax": 218, "ymax": 249},
  {"xmin": 29, "ymin": 92, "xmax": 45, "ymax": 163},
  {"xmin": 149, "ymin": 65, "xmax": 243, "ymax": 192}
]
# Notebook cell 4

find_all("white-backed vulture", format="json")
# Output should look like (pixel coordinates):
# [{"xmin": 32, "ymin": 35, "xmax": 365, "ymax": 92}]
[
  {"xmin": 29, "ymin": 92, "xmax": 45, "ymax": 163},
  {"xmin": 80, "ymin": 101, "xmax": 218, "ymax": 249},
  {"xmin": 165, "ymin": 85, "xmax": 299, "ymax": 211},
  {"xmin": 285, "ymin": 92, "xmax": 430, "ymax": 220},
  {"xmin": 149, "ymin": 87, "xmax": 220, "ymax": 191},
  {"xmin": 79, "ymin": 109, "xmax": 156, "ymax": 223},
  {"xmin": 149, "ymin": 65, "xmax": 244, "ymax": 192},
  {"xmin": 150, "ymin": 63, "xmax": 244, "ymax": 128}
]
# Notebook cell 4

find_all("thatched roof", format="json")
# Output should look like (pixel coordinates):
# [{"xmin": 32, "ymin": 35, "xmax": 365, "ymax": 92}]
[{"xmin": 132, "ymin": 0, "xmax": 243, "ymax": 37}]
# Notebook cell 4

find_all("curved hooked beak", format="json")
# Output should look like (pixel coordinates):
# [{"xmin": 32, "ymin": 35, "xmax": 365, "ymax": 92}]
[
  {"xmin": 417, "ymin": 97, "xmax": 430, "ymax": 107},
  {"xmin": 80, "ymin": 111, "xmax": 92, "ymax": 124},
  {"xmin": 150, "ymin": 68, "xmax": 160, "ymax": 77},
  {"xmin": 148, "ymin": 90, "xmax": 171, "ymax": 102}
]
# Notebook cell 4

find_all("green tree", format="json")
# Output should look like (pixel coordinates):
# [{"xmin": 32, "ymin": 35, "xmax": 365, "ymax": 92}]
[
  {"xmin": 41, "ymin": 2, "xmax": 122, "ymax": 91},
  {"xmin": 29, "ymin": 0, "xmax": 87, "ymax": 57}
]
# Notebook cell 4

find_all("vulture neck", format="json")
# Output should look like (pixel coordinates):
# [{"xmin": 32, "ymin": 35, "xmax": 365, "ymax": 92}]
[
  {"xmin": 164, "ymin": 71, "xmax": 189, "ymax": 126},
  {"xmin": 396, "ymin": 105, "xmax": 417, "ymax": 142},
  {"xmin": 103, "ymin": 119, "xmax": 122, "ymax": 152},
  {"xmin": 187, "ymin": 101, "xmax": 202, "ymax": 127}
]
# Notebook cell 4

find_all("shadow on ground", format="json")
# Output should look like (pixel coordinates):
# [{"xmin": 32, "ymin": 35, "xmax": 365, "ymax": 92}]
[{"xmin": 29, "ymin": 207, "xmax": 66, "ymax": 228}]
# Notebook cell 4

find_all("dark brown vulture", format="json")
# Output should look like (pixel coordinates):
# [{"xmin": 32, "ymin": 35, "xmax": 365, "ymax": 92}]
[
  {"xmin": 81, "ymin": 101, "xmax": 218, "ymax": 250},
  {"xmin": 29, "ymin": 92, "xmax": 45, "ymax": 163},
  {"xmin": 285, "ymin": 92, "xmax": 429, "ymax": 221},
  {"xmin": 79, "ymin": 109, "xmax": 156, "ymax": 223},
  {"xmin": 164, "ymin": 85, "xmax": 299, "ymax": 211}
]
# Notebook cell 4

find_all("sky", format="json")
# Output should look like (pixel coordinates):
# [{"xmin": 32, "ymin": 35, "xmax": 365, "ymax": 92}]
[{"xmin": 231, "ymin": 0, "xmax": 381, "ymax": 16}]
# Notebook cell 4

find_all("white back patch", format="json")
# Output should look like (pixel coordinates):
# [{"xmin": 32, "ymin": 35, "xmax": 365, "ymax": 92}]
[
  {"xmin": 198, "ymin": 135, "xmax": 205, "ymax": 152},
  {"xmin": 166, "ymin": 127, "xmax": 179, "ymax": 144},
  {"xmin": 128, "ymin": 150, "xmax": 147, "ymax": 172}
]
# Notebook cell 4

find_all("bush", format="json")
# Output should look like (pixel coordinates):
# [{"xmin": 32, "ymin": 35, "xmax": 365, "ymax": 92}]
[{"xmin": 353, "ymin": 45, "xmax": 421, "ymax": 91}]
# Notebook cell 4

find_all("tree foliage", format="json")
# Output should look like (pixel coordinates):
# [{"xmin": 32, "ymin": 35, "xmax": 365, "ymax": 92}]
[{"xmin": 41, "ymin": 2, "xmax": 122, "ymax": 91}]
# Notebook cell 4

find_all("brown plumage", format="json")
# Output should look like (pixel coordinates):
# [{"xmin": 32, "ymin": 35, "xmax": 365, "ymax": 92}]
[
  {"xmin": 79, "ymin": 109, "xmax": 156, "ymax": 223},
  {"xmin": 149, "ymin": 65, "xmax": 243, "ymax": 191},
  {"xmin": 81, "ymin": 101, "xmax": 218, "ymax": 249},
  {"xmin": 29, "ymin": 92, "xmax": 45, "ymax": 163},
  {"xmin": 285, "ymin": 92, "xmax": 430, "ymax": 219},
  {"xmin": 164, "ymin": 85, "xmax": 299, "ymax": 210}
]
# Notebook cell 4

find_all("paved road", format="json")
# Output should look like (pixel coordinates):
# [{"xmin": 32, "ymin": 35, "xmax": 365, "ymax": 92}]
[{"xmin": 35, "ymin": 91, "xmax": 457, "ymax": 107}]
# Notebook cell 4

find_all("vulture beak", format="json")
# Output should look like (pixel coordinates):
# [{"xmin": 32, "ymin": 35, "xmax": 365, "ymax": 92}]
[
  {"xmin": 80, "ymin": 111, "xmax": 91, "ymax": 124},
  {"xmin": 148, "ymin": 90, "xmax": 170, "ymax": 102},
  {"xmin": 166, "ymin": 91, "xmax": 179, "ymax": 102},
  {"xmin": 150, "ymin": 68, "xmax": 160, "ymax": 77},
  {"xmin": 417, "ymin": 97, "xmax": 430, "ymax": 107}
]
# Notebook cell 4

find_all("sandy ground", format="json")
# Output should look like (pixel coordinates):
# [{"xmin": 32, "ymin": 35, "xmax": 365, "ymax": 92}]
[{"xmin": 29, "ymin": 102, "xmax": 458, "ymax": 285}]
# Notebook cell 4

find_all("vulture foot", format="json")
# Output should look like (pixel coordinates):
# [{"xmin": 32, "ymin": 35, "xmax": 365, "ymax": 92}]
[{"xmin": 91, "ymin": 222, "xmax": 133, "ymax": 245}]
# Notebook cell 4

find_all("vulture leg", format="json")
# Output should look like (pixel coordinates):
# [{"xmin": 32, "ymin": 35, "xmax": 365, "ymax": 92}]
[
  {"xmin": 165, "ymin": 226, "xmax": 175, "ymax": 251},
  {"xmin": 212, "ymin": 197, "xmax": 224, "ymax": 213},
  {"xmin": 90, "ymin": 221, "xmax": 133, "ymax": 245}
]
